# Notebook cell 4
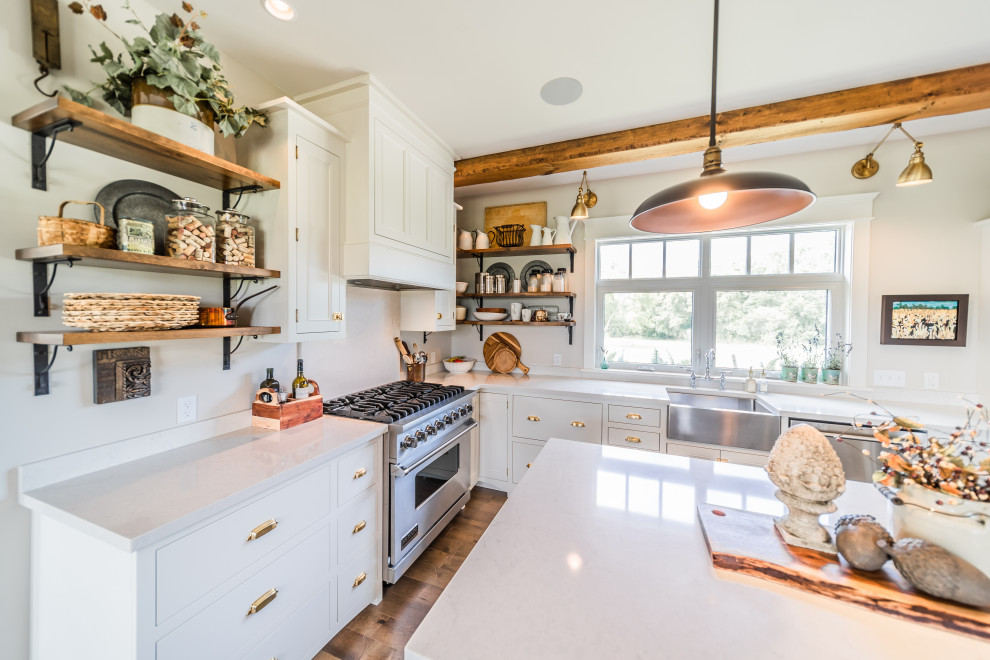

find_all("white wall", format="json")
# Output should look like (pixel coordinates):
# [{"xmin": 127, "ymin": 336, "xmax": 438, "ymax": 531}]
[
  {"xmin": 0, "ymin": 3, "xmax": 404, "ymax": 658},
  {"xmin": 453, "ymin": 129, "xmax": 988, "ymax": 399}
]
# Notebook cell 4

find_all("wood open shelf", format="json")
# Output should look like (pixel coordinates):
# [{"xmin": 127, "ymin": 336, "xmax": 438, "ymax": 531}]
[
  {"xmin": 458, "ymin": 320, "xmax": 575, "ymax": 327},
  {"xmin": 457, "ymin": 292, "xmax": 575, "ymax": 299},
  {"xmin": 456, "ymin": 244, "xmax": 576, "ymax": 258},
  {"xmin": 16, "ymin": 244, "xmax": 280, "ymax": 279},
  {"xmin": 12, "ymin": 96, "xmax": 280, "ymax": 193},
  {"xmin": 18, "ymin": 326, "xmax": 281, "ymax": 346}
]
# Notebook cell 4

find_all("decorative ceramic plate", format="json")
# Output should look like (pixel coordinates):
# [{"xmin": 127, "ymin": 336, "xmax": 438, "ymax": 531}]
[
  {"xmin": 486, "ymin": 261, "xmax": 516, "ymax": 283},
  {"xmin": 520, "ymin": 259, "xmax": 552, "ymax": 285},
  {"xmin": 95, "ymin": 179, "xmax": 179, "ymax": 255}
]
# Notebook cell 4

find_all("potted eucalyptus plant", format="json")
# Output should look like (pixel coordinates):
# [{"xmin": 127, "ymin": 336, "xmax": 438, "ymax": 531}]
[
  {"xmin": 823, "ymin": 332, "xmax": 852, "ymax": 385},
  {"xmin": 775, "ymin": 331, "xmax": 799, "ymax": 382},
  {"xmin": 64, "ymin": 1, "xmax": 267, "ymax": 154},
  {"xmin": 799, "ymin": 326, "xmax": 823, "ymax": 384}
]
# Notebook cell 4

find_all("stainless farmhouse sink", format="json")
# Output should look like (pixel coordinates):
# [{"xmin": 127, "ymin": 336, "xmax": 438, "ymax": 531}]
[{"xmin": 667, "ymin": 391, "xmax": 781, "ymax": 452}]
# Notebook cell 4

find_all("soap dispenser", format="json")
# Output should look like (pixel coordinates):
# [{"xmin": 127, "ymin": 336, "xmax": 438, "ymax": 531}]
[{"xmin": 744, "ymin": 367, "xmax": 757, "ymax": 393}]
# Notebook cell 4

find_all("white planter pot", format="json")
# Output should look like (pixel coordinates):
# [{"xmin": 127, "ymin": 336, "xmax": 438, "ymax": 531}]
[{"xmin": 131, "ymin": 104, "xmax": 215, "ymax": 156}]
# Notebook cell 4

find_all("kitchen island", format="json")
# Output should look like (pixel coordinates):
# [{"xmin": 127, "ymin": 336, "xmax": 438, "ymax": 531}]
[{"xmin": 405, "ymin": 439, "xmax": 987, "ymax": 659}]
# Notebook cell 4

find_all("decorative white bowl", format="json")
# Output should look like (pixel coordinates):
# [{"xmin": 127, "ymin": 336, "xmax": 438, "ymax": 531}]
[
  {"xmin": 474, "ymin": 311, "xmax": 508, "ymax": 321},
  {"xmin": 455, "ymin": 281, "xmax": 469, "ymax": 294},
  {"xmin": 443, "ymin": 358, "xmax": 476, "ymax": 374}
]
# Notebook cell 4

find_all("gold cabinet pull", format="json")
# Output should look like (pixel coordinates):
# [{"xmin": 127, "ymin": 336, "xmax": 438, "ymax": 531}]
[
  {"xmin": 437, "ymin": 312, "xmax": 443, "ymax": 319},
  {"xmin": 526, "ymin": 463, "xmax": 532, "ymax": 468},
  {"xmin": 625, "ymin": 436, "xmax": 642, "ymax": 443},
  {"xmin": 352, "ymin": 520, "xmax": 367, "ymax": 534},
  {"xmin": 333, "ymin": 312, "xmax": 343, "ymax": 321},
  {"xmin": 247, "ymin": 587, "xmax": 278, "ymax": 615},
  {"xmin": 717, "ymin": 457, "xmax": 728, "ymax": 462},
  {"xmin": 571, "ymin": 421, "xmax": 585, "ymax": 427},
  {"xmin": 353, "ymin": 572, "xmax": 367, "ymax": 588},
  {"xmin": 626, "ymin": 413, "xmax": 642, "ymax": 420},
  {"xmin": 353, "ymin": 467, "xmax": 368, "ymax": 480},
  {"xmin": 527, "ymin": 415, "xmax": 541, "ymax": 422},
  {"xmin": 246, "ymin": 518, "xmax": 278, "ymax": 541}
]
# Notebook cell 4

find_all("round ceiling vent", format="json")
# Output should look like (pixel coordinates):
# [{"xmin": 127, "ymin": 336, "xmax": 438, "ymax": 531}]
[{"xmin": 540, "ymin": 77, "xmax": 583, "ymax": 106}]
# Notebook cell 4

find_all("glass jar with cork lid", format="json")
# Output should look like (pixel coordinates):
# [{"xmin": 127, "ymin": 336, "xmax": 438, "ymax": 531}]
[
  {"xmin": 166, "ymin": 198, "xmax": 214, "ymax": 262},
  {"xmin": 215, "ymin": 209, "xmax": 256, "ymax": 267}
]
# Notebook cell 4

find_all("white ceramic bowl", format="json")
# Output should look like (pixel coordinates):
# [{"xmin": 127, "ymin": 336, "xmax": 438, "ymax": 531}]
[
  {"xmin": 474, "ymin": 311, "xmax": 508, "ymax": 321},
  {"xmin": 443, "ymin": 358, "xmax": 476, "ymax": 374},
  {"xmin": 455, "ymin": 281, "xmax": 469, "ymax": 294}
]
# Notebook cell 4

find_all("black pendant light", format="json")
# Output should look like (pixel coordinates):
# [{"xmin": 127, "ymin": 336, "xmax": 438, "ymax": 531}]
[{"xmin": 630, "ymin": 0, "xmax": 815, "ymax": 234}]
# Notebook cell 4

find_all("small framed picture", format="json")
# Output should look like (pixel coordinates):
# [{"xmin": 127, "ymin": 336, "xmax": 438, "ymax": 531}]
[{"xmin": 880, "ymin": 294, "xmax": 969, "ymax": 347}]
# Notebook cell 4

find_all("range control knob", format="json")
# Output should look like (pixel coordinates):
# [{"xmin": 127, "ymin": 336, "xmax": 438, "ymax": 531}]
[
  {"xmin": 450, "ymin": 410, "xmax": 460, "ymax": 421},
  {"xmin": 425, "ymin": 424, "xmax": 437, "ymax": 436},
  {"xmin": 443, "ymin": 414, "xmax": 454, "ymax": 425},
  {"xmin": 435, "ymin": 419, "xmax": 446, "ymax": 431},
  {"xmin": 457, "ymin": 406, "xmax": 468, "ymax": 417},
  {"xmin": 414, "ymin": 430, "xmax": 427, "ymax": 443},
  {"xmin": 465, "ymin": 403, "xmax": 474, "ymax": 414},
  {"xmin": 400, "ymin": 434, "xmax": 418, "ymax": 449}
]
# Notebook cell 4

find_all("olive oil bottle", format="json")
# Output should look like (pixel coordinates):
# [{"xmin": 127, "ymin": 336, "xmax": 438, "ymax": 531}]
[{"xmin": 259, "ymin": 367, "xmax": 279, "ymax": 403}]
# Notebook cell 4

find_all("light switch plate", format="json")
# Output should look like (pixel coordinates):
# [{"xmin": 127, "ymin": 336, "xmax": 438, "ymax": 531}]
[
  {"xmin": 873, "ymin": 370, "xmax": 906, "ymax": 388},
  {"xmin": 924, "ymin": 372, "xmax": 940, "ymax": 389}
]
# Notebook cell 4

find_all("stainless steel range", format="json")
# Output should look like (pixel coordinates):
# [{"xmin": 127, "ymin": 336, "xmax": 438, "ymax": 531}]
[{"xmin": 324, "ymin": 381, "xmax": 476, "ymax": 582}]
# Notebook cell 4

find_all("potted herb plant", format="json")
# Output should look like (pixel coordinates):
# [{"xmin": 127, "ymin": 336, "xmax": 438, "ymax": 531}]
[
  {"xmin": 799, "ymin": 326, "xmax": 823, "ymax": 384},
  {"xmin": 822, "ymin": 333, "xmax": 852, "ymax": 385},
  {"xmin": 775, "ymin": 331, "xmax": 799, "ymax": 382},
  {"xmin": 64, "ymin": 1, "xmax": 267, "ymax": 154}
]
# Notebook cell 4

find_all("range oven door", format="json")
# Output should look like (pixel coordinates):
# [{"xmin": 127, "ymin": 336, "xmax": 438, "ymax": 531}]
[{"xmin": 389, "ymin": 420, "xmax": 475, "ymax": 577}]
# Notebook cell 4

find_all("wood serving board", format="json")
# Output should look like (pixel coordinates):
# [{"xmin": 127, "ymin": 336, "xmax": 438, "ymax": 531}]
[
  {"xmin": 696, "ymin": 503, "xmax": 990, "ymax": 642},
  {"xmin": 483, "ymin": 332, "xmax": 530, "ymax": 374},
  {"xmin": 484, "ymin": 202, "xmax": 546, "ymax": 247}
]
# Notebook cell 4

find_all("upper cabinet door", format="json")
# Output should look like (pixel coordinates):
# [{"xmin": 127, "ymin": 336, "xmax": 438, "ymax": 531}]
[
  {"xmin": 375, "ymin": 124, "xmax": 408, "ymax": 244},
  {"xmin": 427, "ymin": 165, "xmax": 453, "ymax": 259},
  {"xmin": 296, "ymin": 135, "xmax": 344, "ymax": 335}
]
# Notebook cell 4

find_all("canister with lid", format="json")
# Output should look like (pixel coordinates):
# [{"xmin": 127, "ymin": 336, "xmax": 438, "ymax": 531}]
[
  {"xmin": 538, "ymin": 268, "xmax": 553, "ymax": 292},
  {"xmin": 553, "ymin": 267, "xmax": 569, "ymax": 292},
  {"xmin": 166, "ymin": 198, "xmax": 214, "ymax": 262},
  {"xmin": 215, "ymin": 209, "xmax": 256, "ymax": 266}
]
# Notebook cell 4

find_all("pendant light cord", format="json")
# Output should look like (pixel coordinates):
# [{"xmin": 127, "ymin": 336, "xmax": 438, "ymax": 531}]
[{"xmin": 709, "ymin": 0, "xmax": 719, "ymax": 148}]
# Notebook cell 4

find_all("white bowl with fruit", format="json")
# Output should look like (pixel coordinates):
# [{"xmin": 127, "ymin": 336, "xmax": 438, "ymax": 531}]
[{"xmin": 442, "ymin": 356, "xmax": 476, "ymax": 374}]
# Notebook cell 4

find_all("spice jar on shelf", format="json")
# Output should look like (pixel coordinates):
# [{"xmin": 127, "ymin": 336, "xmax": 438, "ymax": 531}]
[
  {"xmin": 215, "ymin": 209, "xmax": 256, "ymax": 267},
  {"xmin": 166, "ymin": 198, "xmax": 214, "ymax": 262}
]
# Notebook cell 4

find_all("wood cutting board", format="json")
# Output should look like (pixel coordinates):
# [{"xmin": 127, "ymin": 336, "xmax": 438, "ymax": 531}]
[
  {"xmin": 484, "ymin": 202, "xmax": 546, "ymax": 247},
  {"xmin": 483, "ymin": 332, "xmax": 530, "ymax": 374},
  {"xmin": 696, "ymin": 503, "xmax": 990, "ymax": 642}
]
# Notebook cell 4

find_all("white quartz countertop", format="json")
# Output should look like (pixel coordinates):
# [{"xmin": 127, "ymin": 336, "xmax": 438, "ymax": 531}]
[
  {"xmin": 19, "ymin": 417, "xmax": 385, "ymax": 552},
  {"xmin": 437, "ymin": 372, "xmax": 672, "ymax": 403},
  {"xmin": 406, "ymin": 439, "xmax": 986, "ymax": 659}
]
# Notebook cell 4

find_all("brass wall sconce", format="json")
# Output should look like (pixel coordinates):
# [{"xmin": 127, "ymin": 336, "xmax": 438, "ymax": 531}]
[
  {"xmin": 851, "ymin": 122, "xmax": 933, "ymax": 186},
  {"xmin": 570, "ymin": 170, "xmax": 598, "ymax": 220}
]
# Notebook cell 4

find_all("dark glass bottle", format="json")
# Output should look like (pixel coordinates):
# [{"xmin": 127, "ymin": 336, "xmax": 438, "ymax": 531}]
[
  {"xmin": 259, "ymin": 368, "xmax": 279, "ymax": 403},
  {"xmin": 292, "ymin": 359, "xmax": 310, "ymax": 399}
]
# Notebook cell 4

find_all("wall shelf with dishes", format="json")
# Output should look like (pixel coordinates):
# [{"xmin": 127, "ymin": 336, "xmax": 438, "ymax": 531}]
[{"xmin": 456, "ymin": 243, "xmax": 576, "ymax": 272}]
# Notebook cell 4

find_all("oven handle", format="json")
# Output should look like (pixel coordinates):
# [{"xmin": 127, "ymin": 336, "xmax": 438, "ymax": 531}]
[{"xmin": 391, "ymin": 420, "xmax": 477, "ymax": 478}]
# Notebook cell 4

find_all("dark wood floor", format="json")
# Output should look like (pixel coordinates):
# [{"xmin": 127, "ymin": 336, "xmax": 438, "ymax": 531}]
[{"xmin": 315, "ymin": 486, "xmax": 507, "ymax": 660}]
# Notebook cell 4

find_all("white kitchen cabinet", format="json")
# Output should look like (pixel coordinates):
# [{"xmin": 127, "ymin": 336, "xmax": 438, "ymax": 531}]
[
  {"xmin": 239, "ymin": 98, "xmax": 347, "ymax": 341},
  {"xmin": 511, "ymin": 439, "xmax": 545, "ymax": 484},
  {"xmin": 469, "ymin": 395, "xmax": 481, "ymax": 487},
  {"xmin": 400, "ymin": 290, "xmax": 456, "ymax": 333},
  {"xmin": 298, "ymin": 75, "xmax": 457, "ymax": 290},
  {"xmin": 479, "ymin": 392, "xmax": 510, "ymax": 485},
  {"xmin": 606, "ymin": 426, "xmax": 663, "ymax": 452},
  {"xmin": 719, "ymin": 448, "xmax": 770, "ymax": 468},
  {"xmin": 512, "ymin": 395, "xmax": 603, "ymax": 445},
  {"xmin": 665, "ymin": 441, "xmax": 768, "ymax": 467}
]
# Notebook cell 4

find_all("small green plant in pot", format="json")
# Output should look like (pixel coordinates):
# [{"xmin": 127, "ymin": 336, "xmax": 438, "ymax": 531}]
[
  {"xmin": 799, "ymin": 326, "xmax": 823, "ymax": 384},
  {"xmin": 823, "ymin": 333, "xmax": 852, "ymax": 385},
  {"xmin": 64, "ymin": 1, "xmax": 267, "ymax": 154},
  {"xmin": 775, "ymin": 331, "xmax": 799, "ymax": 382}
]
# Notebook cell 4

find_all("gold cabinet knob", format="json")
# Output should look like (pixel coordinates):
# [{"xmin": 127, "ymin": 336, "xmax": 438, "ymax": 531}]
[
  {"xmin": 526, "ymin": 463, "xmax": 532, "ymax": 468},
  {"xmin": 353, "ymin": 572, "xmax": 368, "ymax": 588},
  {"xmin": 437, "ymin": 312, "xmax": 443, "ymax": 319},
  {"xmin": 353, "ymin": 520, "xmax": 367, "ymax": 534},
  {"xmin": 246, "ymin": 518, "xmax": 278, "ymax": 541},
  {"xmin": 626, "ymin": 413, "xmax": 642, "ymax": 420},
  {"xmin": 527, "ymin": 415, "xmax": 541, "ymax": 422},
  {"xmin": 571, "ymin": 421, "xmax": 585, "ymax": 427},
  {"xmin": 247, "ymin": 587, "xmax": 278, "ymax": 615},
  {"xmin": 333, "ymin": 312, "xmax": 343, "ymax": 321},
  {"xmin": 625, "ymin": 437, "xmax": 642, "ymax": 443},
  {"xmin": 353, "ymin": 467, "xmax": 368, "ymax": 479}
]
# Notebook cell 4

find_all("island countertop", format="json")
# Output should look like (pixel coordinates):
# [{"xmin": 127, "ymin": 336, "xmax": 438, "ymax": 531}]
[{"xmin": 405, "ymin": 439, "xmax": 986, "ymax": 659}]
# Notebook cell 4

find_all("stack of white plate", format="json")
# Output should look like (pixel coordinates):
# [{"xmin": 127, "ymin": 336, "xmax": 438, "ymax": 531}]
[{"xmin": 62, "ymin": 293, "xmax": 201, "ymax": 331}]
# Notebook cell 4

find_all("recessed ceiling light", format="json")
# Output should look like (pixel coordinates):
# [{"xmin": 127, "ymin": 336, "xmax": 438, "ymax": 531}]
[
  {"xmin": 261, "ymin": 0, "xmax": 296, "ymax": 21},
  {"xmin": 540, "ymin": 77, "xmax": 583, "ymax": 106}
]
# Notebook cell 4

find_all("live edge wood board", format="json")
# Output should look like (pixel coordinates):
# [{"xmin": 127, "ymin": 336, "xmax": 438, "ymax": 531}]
[{"xmin": 697, "ymin": 503, "xmax": 990, "ymax": 642}]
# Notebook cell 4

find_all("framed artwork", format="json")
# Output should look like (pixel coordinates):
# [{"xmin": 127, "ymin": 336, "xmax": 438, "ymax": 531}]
[{"xmin": 880, "ymin": 294, "xmax": 969, "ymax": 347}]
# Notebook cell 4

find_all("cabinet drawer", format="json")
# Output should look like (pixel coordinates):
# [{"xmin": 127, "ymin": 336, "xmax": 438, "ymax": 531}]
[
  {"xmin": 511, "ymin": 440, "xmax": 545, "ymax": 484},
  {"xmin": 157, "ymin": 526, "xmax": 332, "ymax": 660},
  {"xmin": 240, "ymin": 582, "xmax": 333, "ymax": 660},
  {"xmin": 608, "ymin": 405, "xmax": 661, "ymax": 428},
  {"xmin": 720, "ymin": 449, "xmax": 770, "ymax": 468},
  {"xmin": 337, "ymin": 488, "xmax": 377, "ymax": 566},
  {"xmin": 665, "ymin": 442, "xmax": 721, "ymax": 461},
  {"xmin": 156, "ymin": 466, "xmax": 331, "ymax": 624},
  {"xmin": 512, "ymin": 396, "xmax": 603, "ymax": 444},
  {"xmin": 337, "ymin": 545, "xmax": 379, "ymax": 624},
  {"xmin": 337, "ymin": 442, "xmax": 377, "ymax": 508},
  {"xmin": 606, "ymin": 427, "xmax": 662, "ymax": 452}
]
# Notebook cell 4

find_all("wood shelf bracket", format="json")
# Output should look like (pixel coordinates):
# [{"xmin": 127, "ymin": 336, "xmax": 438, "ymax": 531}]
[
  {"xmin": 33, "ymin": 257, "xmax": 77, "ymax": 317},
  {"xmin": 33, "ymin": 344, "xmax": 72, "ymax": 396},
  {"xmin": 31, "ymin": 118, "xmax": 80, "ymax": 190}
]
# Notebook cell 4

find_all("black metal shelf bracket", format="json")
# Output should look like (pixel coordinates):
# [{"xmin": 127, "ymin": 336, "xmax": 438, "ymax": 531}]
[
  {"xmin": 422, "ymin": 331, "xmax": 432, "ymax": 344},
  {"xmin": 225, "ymin": 276, "xmax": 260, "ymax": 306},
  {"xmin": 568, "ymin": 326, "xmax": 573, "ymax": 345},
  {"xmin": 569, "ymin": 250, "xmax": 574, "ymax": 273},
  {"xmin": 476, "ymin": 324, "xmax": 484, "ymax": 341},
  {"xmin": 223, "ymin": 334, "xmax": 259, "ymax": 370},
  {"xmin": 222, "ymin": 184, "xmax": 264, "ymax": 211},
  {"xmin": 33, "ymin": 258, "xmax": 77, "ymax": 317},
  {"xmin": 32, "ymin": 119, "xmax": 81, "ymax": 191},
  {"xmin": 34, "ymin": 344, "xmax": 72, "ymax": 396},
  {"xmin": 473, "ymin": 254, "xmax": 484, "ymax": 271}
]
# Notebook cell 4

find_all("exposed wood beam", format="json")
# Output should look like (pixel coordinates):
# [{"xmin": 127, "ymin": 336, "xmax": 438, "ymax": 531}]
[{"xmin": 454, "ymin": 63, "xmax": 990, "ymax": 187}]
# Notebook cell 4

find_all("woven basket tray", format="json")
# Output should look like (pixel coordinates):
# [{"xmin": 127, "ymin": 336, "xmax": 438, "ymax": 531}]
[
  {"xmin": 61, "ymin": 293, "xmax": 200, "ymax": 331},
  {"xmin": 38, "ymin": 201, "xmax": 116, "ymax": 249}
]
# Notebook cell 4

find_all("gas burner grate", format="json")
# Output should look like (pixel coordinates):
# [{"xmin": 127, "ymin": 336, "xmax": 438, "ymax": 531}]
[{"xmin": 323, "ymin": 381, "xmax": 466, "ymax": 423}]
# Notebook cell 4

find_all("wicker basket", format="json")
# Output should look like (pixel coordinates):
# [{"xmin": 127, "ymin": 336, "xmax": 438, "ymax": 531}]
[
  {"xmin": 38, "ymin": 201, "xmax": 116, "ymax": 248},
  {"xmin": 493, "ymin": 224, "xmax": 525, "ymax": 247}
]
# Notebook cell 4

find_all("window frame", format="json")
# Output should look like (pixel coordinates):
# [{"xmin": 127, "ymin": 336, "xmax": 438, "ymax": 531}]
[{"xmin": 594, "ymin": 225, "xmax": 847, "ymax": 375}]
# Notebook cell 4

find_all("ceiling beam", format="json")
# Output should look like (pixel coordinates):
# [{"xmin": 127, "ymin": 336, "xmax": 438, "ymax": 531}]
[{"xmin": 453, "ymin": 62, "xmax": 990, "ymax": 187}]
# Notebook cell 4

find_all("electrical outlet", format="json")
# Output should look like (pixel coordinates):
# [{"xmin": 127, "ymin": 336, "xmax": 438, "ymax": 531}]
[
  {"xmin": 553, "ymin": 353, "xmax": 562, "ymax": 367},
  {"xmin": 429, "ymin": 351, "xmax": 438, "ymax": 364},
  {"xmin": 177, "ymin": 395, "xmax": 197, "ymax": 424},
  {"xmin": 873, "ymin": 370, "xmax": 906, "ymax": 388},
  {"xmin": 924, "ymin": 372, "xmax": 940, "ymax": 390}
]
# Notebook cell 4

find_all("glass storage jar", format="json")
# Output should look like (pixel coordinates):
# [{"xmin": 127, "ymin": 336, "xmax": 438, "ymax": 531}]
[
  {"xmin": 215, "ymin": 209, "xmax": 256, "ymax": 267},
  {"xmin": 527, "ymin": 272, "xmax": 539, "ymax": 293},
  {"xmin": 538, "ymin": 269, "xmax": 553, "ymax": 292},
  {"xmin": 166, "ymin": 198, "xmax": 214, "ymax": 262},
  {"xmin": 556, "ymin": 267, "xmax": 569, "ymax": 292}
]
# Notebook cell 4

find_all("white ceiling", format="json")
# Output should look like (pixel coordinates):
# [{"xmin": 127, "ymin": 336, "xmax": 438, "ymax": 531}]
[{"xmin": 154, "ymin": 0, "xmax": 990, "ymax": 179}]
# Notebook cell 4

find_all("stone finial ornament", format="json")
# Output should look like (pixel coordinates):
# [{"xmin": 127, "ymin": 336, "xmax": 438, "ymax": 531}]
[{"xmin": 766, "ymin": 424, "xmax": 847, "ymax": 553}]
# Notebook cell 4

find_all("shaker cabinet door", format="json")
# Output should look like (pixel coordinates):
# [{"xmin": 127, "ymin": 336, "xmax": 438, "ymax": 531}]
[{"xmin": 479, "ymin": 393, "xmax": 510, "ymax": 482}]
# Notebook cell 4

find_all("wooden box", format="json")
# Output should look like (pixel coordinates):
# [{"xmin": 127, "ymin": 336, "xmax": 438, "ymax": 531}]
[{"xmin": 251, "ymin": 380, "xmax": 322, "ymax": 430}]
